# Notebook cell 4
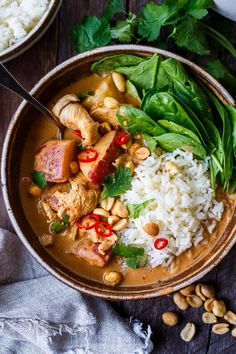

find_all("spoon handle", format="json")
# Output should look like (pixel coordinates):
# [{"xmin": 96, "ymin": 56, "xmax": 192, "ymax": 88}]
[{"xmin": 0, "ymin": 63, "xmax": 63, "ymax": 131}]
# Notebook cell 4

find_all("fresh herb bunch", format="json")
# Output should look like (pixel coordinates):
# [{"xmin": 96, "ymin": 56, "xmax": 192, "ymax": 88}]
[{"xmin": 71, "ymin": 0, "xmax": 236, "ymax": 95}]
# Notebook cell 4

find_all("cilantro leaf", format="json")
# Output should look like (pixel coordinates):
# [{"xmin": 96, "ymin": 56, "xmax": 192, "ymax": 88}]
[
  {"xmin": 113, "ymin": 244, "xmax": 145, "ymax": 257},
  {"xmin": 206, "ymin": 60, "xmax": 236, "ymax": 96},
  {"xmin": 185, "ymin": 0, "xmax": 213, "ymax": 20},
  {"xmin": 72, "ymin": 16, "xmax": 111, "ymax": 52},
  {"xmin": 111, "ymin": 13, "xmax": 137, "ymax": 43},
  {"xmin": 113, "ymin": 243, "xmax": 146, "ymax": 269},
  {"xmin": 103, "ymin": 0, "xmax": 124, "ymax": 21},
  {"xmin": 171, "ymin": 17, "xmax": 210, "ymax": 55},
  {"xmin": 32, "ymin": 171, "xmax": 47, "ymax": 188},
  {"xmin": 138, "ymin": 2, "xmax": 172, "ymax": 42},
  {"xmin": 51, "ymin": 215, "xmax": 69, "ymax": 234},
  {"xmin": 78, "ymin": 91, "xmax": 94, "ymax": 100},
  {"xmin": 101, "ymin": 167, "xmax": 132, "ymax": 200},
  {"xmin": 127, "ymin": 199, "xmax": 154, "ymax": 219}
]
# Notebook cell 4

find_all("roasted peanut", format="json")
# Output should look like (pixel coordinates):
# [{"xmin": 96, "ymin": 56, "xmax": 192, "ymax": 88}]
[
  {"xmin": 143, "ymin": 222, "xmax": 159, "ymax": 236},
  {"xmin": 155, "ymin": 147, "xmax": 163, "ymax": 156},
  {"xmin": 173, "ymin": 292, "xmax": 189, "ymax": 310},
  {"xmin": 129, "ymin": 143, "xmax": 142, "ymax": 156},
  {"xmin": 69, "ymin": 161, "xmax": 79, "ymax": 175},
  {"xmin": 195, "ymin": 283, "xmax": 206, "ymax": 301},
  {"xmin": 111, "ymin": 200, "xmax": 129, "ymax": 218},
  {"xmin": 201, "ymin": 284, "xmax": 215, "ymax": 299},
  {"xmin": 212, "ymin": 323, "xmax": 229, "ymax": 335},
  {"xmin": 162, "ymin": 312, "xmax": 178, "ymax": 326},
  {"xmin": 202, "ymin": 312, "xmax": 217, "ymax": 324},
  {"xmin": 99, "ymin": 122, "xmax": 112, "ymax": 135},
  {"xmin": 204, "ymin": 298, "xmax": 214, "ymax": 312},
  {"xmin": 231, "ymin": 328, "xmax": 236, "ymax": 337},
  {"xmin": 135, "ymin": 147, "xmax": 150, "ymax": 160},
  {"xmin": 100, "ymin": 197, "xmax": 115, "ymax": 211},
  {"xmin": 180, "ymin": 323, "xmax": 196, "ymax": 342},
  {"xmin": 112, "ymin": 218, "xmax": 128, "ymax": 231},
  {"xmin": 104, "ymin": 271, "xmax": 123, "ymax": 287},
  {"xmin": 39, "ymin": 233, "xmax": 54, "ymax": 247},
  {"xmin": 104, "ymin": 96, "xmax": 119, "ymax": 109},
  {"xmin": 165, "ymin": 161, "xmax": 179, "ymax": 176},
  {"xmin": 108, "ymin": 215, "xmax": 120, "ymax": 225},
  {"xmin": 121, "ymin": 136, "xmax": 133, "ymax": 149},
  {"xmin": 180, "ymin": 284, "xmax": 196, "ymax": 296},
  {"xmin": 133, "ymin": 133, "xmax": 142, "ymax": 141},
  {"xmin": 224, "ymin": 311, "xmax": 236, "ymax": 325},
  {"xmin": 112, "ymin": 72, "xmax": 126, "ymax": 92},
  {"xmin": 93, "ymin": 208, "xmax": 110, "ymax": 218},
  {"xmin": 186, "ymin": 294, "xmax": 203, "ymax": 308},
  {"xmin": 125, "ymin": 161, "xmax": 135, "ymax": 174},
  {"xmin": 28, "ymin": 184, "xmax": 43, "ymax": 197},
  {"xmin": 212, "ymin": 300, "xmax": 227, "ymax": 317}
]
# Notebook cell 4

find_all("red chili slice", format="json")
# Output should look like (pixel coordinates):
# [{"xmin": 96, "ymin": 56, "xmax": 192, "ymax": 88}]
[
  {"xmin": 115, "ymin": 132, "xmax": 128, "ymax": 145},
  {"xmin": 73, "ymin": 130, "xmax": 82, "ymax": 139},
  {"xmin": 77, "ymin": 148, "xmax": 98, "ymax": 163},
  {"xmin": 95, "ymin": 222, "xmax": 112, "ymax": 237},
  {"xmin": 76, "ymin": 213, "xmax": 100, "ymax": 230},
  {"xmin": 154, "ymin": 238, "xmax": 168, "ymax": 250}
]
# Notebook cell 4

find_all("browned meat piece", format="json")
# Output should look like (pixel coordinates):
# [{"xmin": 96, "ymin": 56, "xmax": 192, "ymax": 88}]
[
  {"xmin": 42, "ymin": 183, "xmax": 69, "ymax": 212},
  {"xmin": 70, "ymin": 237, "xmax": 112, "ymax": 267},
  {"xmin": 90, "ymin": 106, "xmax": 119, "ymax": 126},
  {"xmin": 34, "ymin": 140, "xmax": 76, "ymax": 183},
  {"xmin": 39, "ymin": 233, "xmax": 54, "ymax": 247},
  {"xmin": 52, "ymin": 94, "xmax": 100, "ymax": 146}
]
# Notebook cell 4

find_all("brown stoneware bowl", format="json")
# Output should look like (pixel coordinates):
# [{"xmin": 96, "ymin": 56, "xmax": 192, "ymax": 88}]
[
  {"xmin": 0, "ymin": 0, "xmax": 62, "ymax": 63},
  {"xmin": 2, "ymin": 45, "xmax": 236, "ymax": 300}
]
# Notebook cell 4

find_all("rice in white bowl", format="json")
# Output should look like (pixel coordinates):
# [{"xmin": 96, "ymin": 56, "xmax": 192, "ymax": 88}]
[
  {"xmin": 0, "ymin": 0, "xmax": 50, "ymax": 51},
  {"xmin": 120, "ymin": 149, "xmax": 224, "ymax": 268}
]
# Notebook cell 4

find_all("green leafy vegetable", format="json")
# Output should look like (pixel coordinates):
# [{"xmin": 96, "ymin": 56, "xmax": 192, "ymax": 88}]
[
  {"xmin": 32, "ymin": 171, "xmax": 47, "ymax": 188},
  {"xmin": 206, "ymin": 60, "xmax": 236, "ymax": 97},
  {"xmin": 158, "ymin": 119, "xmax": 202, "ymax": 143},
  {"xmin": 155, "ymin": 133, "xmax": 207, "ymax": 159},
  {"xmin": 171, "ymin": 17, "xmax": 210, "ymax": 55},
  {"xmin": 127, "ymin": 199, "xmax": 154, "ymax": 219},
  {"xmin": 103, "ymin": 0, "xmax": 124, "ymax": 21},
  {"xmin": 51, "ymin": 215, "xmax": 69, "ymax": 234},
  {"xmin": 185, "ymin": 0, "xmax": 213, "ymax": 19},
  {"xmin": 143, "ymin": 134, "xmax": 158, "ymax": 152},
  {"xmin": 226, "ymin": 105, "xmax": 236, "ymax": 158},
  {"xmin": 101, "ymin": 167, "xmax": 132, "ymax": 200},
  {"xmin": 91, "ymin": 54, "xmax": 144, "ymax": 73},
  {"xmin": 126, "ymin": 80, "xmax": 141, "ymax": 104},
  {"xmin": 111, "ymin": 13, "xmax": 137, "ymax": 43},
  {"xmin": 115, "ymin": 54, "xmax": 159, "ymax": 90},
  {"xmin": 71, "ymin": 16, "xmax": 111, "ymax": 52},
  {"xmin": 78, "ymin": 91, "xmax": 94, "ymax": 99},
  {"xmin": 112, "ymin": 243, "xmax": 146, "ymax": 269},
  {"xmin": 117, "ymin": 105, "xmax": 166, "ymax": 136}
]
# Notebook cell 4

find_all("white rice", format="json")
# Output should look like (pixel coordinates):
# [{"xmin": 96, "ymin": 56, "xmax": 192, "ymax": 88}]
[
  {"xmin": 120, "ymin": 149, "xmax": 224, "ymax": 268},
  {"xmin": 0, "ymin": 0, "xmax": 49, "ymax": 51}
]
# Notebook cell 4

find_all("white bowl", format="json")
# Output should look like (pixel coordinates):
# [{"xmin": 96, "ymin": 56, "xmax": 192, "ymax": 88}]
[
  {"xmin": 0, "ymin": 0, "xmax": 62, "ymax": 63},
  {"xmin": 213, "ymin": 0, "xmax": 236, "ymax": 21}
]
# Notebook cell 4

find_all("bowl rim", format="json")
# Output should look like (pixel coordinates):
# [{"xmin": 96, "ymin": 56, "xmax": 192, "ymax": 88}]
[
  {"xmin": 2, "ymin": 44, "xmax": 236, "ymax": 300},
  {"xmin": 0, "ymin": 0, "xmax": 62, "ymax": 63}
]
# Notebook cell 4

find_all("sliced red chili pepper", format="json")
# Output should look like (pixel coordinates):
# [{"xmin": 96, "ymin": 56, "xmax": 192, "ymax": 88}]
[
  {"xmin": 73, "ymin": 130, "xmax": 82, "ymax": 139},
  {"xmin": 76, "ymin": 213, "xmax": 100, "ymax": 230},
  {"xmin": 95, "ymin": 221, "xmax": 112, "ymax": 237},
  {"xmin": 154, "ymin": 238, "xmax": 168, "ymax": 250},
  {"xmin": 77, "ymin": 148, "xmax": 98, "ymax": 163},
  {"xmin": 115, "ymin": 132, "xmax": 128, "ymax": 145}
]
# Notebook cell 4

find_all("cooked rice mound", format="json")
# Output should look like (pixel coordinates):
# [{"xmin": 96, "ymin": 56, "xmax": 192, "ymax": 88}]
[{"xmin": 120, "ymin": 149, "xmax": 224, "ymax": 267}]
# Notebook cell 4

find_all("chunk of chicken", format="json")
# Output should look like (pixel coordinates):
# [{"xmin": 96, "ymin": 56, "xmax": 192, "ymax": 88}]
[
  {"xmin": 90, "ymin": 105, "xmax": 119, "ymax": 126},
  {"xmin": 41, "ymin": 175, "xmax": 100, "ymax": 223},
  {"xmin": 34, "ymin": 139, "xmax": 76, "ymax": 183},
  {"xmin": 70, "ymin": 237, "xmax": 112, "ymax": 267},
  {"xmin": 52, "ymin": 94, "xmax": 100, "ymax": 146}
]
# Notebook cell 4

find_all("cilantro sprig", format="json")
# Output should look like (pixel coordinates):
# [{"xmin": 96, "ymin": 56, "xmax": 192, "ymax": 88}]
[
  {"xmin": 101, "ymin": 167, "xmax": 132, "ymax": 200},
  {"xmin": 32, "ymin": 171, "xmax": 47, "ymax": 188},
  {"xmin": 127, "ymin": 199, "xmax": 154, "ymax": 219},
  {"xmin": 51, "ymin": 215, "xmax": 69, "ymax": 234},
  {"xmin": 112, "ymin": 243, "xmax": 146, "ymax": 269}
]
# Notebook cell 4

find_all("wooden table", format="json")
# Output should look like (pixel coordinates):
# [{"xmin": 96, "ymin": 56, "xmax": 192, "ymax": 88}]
[{"xmin": 0, "ymin": 1, "xmax": 235, "ymax": 353}]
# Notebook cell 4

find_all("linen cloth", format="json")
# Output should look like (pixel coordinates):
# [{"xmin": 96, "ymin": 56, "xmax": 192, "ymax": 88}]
[{"xmin": 0, "ymin": 228, "xmax": 153, "ymax": 354}]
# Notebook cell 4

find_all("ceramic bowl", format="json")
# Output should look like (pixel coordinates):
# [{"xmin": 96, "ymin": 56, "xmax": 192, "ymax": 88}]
[
  {"xmin": 1, "ymin": 45, "xmax": 236, "ymax": 300},
  {"xmin": 0, "ymin": 0, "xmax": 62, "ymax": 63}
]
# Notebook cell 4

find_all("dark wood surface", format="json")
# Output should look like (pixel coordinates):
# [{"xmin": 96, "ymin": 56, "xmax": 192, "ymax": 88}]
[{"xmin": 0, "ymin": 1, "xmax": 235, "ymax": 353}]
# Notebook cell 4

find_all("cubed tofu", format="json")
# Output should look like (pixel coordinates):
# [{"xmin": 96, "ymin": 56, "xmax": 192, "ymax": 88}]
[
  {"xmin": 34, "ymin": 139, "xmax": 76, "ymax": 183},
  {"xmin": 79, "ymin": 131, "xmax": 121, "ymax": 184}
]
